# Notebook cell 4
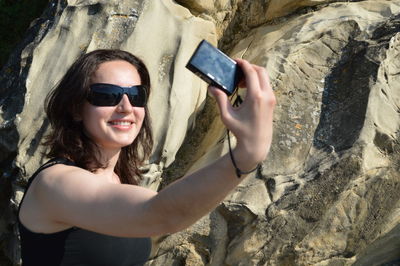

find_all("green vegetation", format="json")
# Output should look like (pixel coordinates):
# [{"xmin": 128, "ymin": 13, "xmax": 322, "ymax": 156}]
[{"xmin": 0, "ymin": 0, "xmax": 49, "ymax": 68}]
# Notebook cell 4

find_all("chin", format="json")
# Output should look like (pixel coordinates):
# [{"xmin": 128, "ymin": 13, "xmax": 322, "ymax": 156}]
[
  {"xmin": 121, "ymin": 140, "xmax": 135, "ymax": 148},
  {"xmin": 98, "ymin": 137, "xmax": 136, "ymax": 150},
  {"xmin": 115, "ymin": 139, "xmax": 136, "ymax": 148}
]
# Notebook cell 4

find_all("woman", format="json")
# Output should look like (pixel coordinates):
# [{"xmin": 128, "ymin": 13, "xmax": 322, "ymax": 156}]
[{"xmin": 17, "ymin": 49, "xmax": 275, "ymax": 265}]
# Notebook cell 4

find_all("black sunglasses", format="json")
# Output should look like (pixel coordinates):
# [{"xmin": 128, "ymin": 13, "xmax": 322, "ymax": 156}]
[{"xmin": 87, "ymin": 83, "xmax": 147, "ymax": 107}]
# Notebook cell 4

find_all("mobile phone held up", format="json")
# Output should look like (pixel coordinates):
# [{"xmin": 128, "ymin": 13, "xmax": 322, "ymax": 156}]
[{"xmin": 186, "ymin": 40, "xmax": 243, "ymax": 96}]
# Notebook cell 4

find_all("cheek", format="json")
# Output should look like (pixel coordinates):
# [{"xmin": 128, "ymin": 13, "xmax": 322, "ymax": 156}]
[
  {"xmin": 135, "ymin": 108, "xmax": 146, "ymax": 125},
  {"xmin": 82, "ymin": 113, "xmax": 98, "ymax": 136},
  {"xmin": 81, "ymin": 105, "xmax": 108, "ymax": 131}
]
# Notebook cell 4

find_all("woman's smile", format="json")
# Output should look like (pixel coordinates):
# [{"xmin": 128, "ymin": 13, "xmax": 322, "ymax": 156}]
[{"xmin": 108, "ymin": 119, "xmax": 135, "ymax": 130}]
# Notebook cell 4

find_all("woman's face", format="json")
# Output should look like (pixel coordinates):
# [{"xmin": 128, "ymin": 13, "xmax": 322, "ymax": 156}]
[{"xmin": 81, "ymin": 60, "xmax": 145, "ymax": 150}]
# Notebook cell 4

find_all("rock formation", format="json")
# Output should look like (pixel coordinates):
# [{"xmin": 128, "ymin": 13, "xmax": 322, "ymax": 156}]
[{"xmin": 1, "ymin": 0, "xmax": 400, "ymax": 265}]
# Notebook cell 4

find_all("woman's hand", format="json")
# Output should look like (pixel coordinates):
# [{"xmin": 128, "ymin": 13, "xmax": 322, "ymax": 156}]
[{"xmin": 208, "ymin": 59, "xmax": 276, "ymax": 170}]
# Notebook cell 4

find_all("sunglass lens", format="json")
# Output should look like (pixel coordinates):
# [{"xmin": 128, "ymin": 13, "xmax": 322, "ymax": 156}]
[
  {"xmin": 128, "ymin": 87, "xmax": 146, "ymax": 107},
  {"xmin": 88, "ymin": 90, "xmax": 120, "ymax": 106}
]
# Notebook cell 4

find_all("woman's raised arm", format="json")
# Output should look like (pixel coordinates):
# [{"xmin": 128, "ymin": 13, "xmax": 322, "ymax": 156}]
[{"xmin": 147, "ymin": 59, "xmax": 276, "ymax": 233}]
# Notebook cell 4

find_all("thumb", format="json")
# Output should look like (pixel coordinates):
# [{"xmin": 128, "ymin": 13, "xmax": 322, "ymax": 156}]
[{"xmin": 208, "ymin": 85, "xmax": 232, "ymax": 119}]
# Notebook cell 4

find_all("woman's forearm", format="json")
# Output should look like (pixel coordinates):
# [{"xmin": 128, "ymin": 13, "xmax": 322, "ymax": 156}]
[{"xmin": 148, "ymin": 146, "xmax": 260, "ymax": 234}]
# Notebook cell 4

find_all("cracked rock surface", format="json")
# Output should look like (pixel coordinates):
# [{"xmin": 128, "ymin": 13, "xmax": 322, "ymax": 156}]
[{"xmin": 1, "ymin": 0, "xmax": 400, "ymax": 265}]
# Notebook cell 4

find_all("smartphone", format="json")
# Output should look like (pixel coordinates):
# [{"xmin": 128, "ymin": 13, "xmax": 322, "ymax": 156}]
[{"xmin": 186, "ymin": 40, "xmax": 243, "ymax": 96}]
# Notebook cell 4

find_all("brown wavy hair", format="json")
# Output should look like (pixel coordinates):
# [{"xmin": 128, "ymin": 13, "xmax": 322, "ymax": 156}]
[{"xmin": 44, "ymin": 49, "xmax": 153, "ymax": 185}]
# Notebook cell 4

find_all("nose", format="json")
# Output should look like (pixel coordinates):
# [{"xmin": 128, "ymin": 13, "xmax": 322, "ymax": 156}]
[{"xmin": 116, "ymin": 94, "xmax": 133, "ymax": 112}]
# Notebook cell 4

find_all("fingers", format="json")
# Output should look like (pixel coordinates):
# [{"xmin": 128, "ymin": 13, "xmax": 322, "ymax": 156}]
[
  {"xmin": 235, "ymin": 59, "xmax": 273, "ymax": 95},
  {"xmin": 253, "ymin": 64, "xmax": 272, "ymax": 92},
  {"xmin": 235, "ymin": 59, "xmax": 260, "ymax": 95},
  {"xmin": 209, "ymin": 59, "xmax": 275, "ymax": 119},
  {"xmin": 234, "ymin": 59, "xmax": 276, "ymax": 110},
  {"xmin": 208, "ymin": 85, "xmax": 233, "ymax": 120}
]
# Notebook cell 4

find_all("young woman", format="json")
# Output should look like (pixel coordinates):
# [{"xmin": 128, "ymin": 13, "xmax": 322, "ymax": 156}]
[{"xmin": 17, "ymin": 49, "xmax": 275, "ymax": 265}]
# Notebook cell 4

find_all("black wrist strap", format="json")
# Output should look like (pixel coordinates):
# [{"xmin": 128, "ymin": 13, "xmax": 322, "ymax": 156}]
[{"xmin": 227, "ymin": 130, "xmax": 260, "ymax": 178}]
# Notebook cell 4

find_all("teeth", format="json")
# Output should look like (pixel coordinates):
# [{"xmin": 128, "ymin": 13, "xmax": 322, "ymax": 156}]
[{"xmin": 110, "ymin": 121, "xmax": 132, "ymax": 126}]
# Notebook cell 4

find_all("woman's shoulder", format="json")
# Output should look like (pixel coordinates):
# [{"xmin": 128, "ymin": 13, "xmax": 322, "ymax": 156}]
[
  {"xmin": 19, "ymin": 161, "xmax": 94, "ymax": 233},
  {"xmin": 35, "ymin": 161, "xmax": 96, "ymax": 189}
]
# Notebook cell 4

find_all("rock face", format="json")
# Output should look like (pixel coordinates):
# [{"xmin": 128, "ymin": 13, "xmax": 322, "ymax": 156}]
[{"xmin": 1, "ymin": 0, "xmax": 400, "ymax": 265}]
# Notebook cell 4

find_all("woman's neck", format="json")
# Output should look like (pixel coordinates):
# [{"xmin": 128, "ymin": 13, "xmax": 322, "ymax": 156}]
[{"xmin": 93, "ymin": 147, "xmax": 121, "ymax": 183}]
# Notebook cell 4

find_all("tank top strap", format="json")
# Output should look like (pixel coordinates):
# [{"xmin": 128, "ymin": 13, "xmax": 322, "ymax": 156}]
[{"xmin": 24, "ymin": 158, "xmax": 75, "ymax": 188}]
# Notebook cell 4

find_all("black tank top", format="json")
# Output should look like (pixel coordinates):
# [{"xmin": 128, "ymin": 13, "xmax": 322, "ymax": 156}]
[{"xmin": 18, "ymin": 158, "xmax": 152, "ymax": 266}]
